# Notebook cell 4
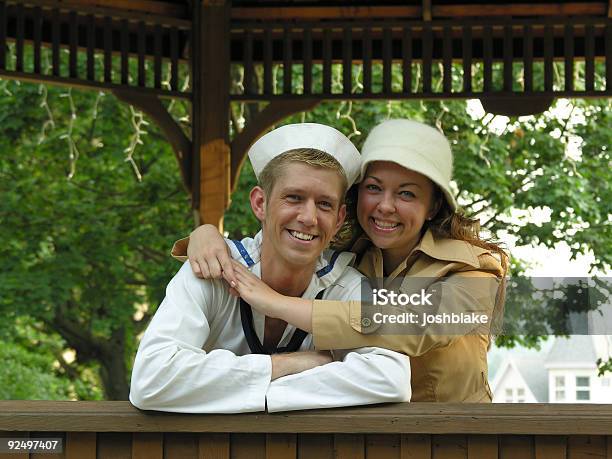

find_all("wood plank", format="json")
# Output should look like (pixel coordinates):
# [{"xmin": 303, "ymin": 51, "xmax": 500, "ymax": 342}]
[
  {"xmin": 263, "ymin": 28, "xmax": 272, "ymax": 95},
  {"xmin": 503, "ymin": 25, "xmax": 513, "ymax": 92},
  {"xmin": 303, "ymin": 26, "xmax": 312, "ymax": 95},
  {"xmin": 544, "ymin": 24, "xmax": 553, "ymax": 91},
  {"xmin": 363, "ymin": 27, "xmax": 372, "ymax": 93},
  {"xmin": 231, "ymin": 434, "xmax": 265, "ymax": 459},
  {"xmin": 283, "ymin": 26, "xmax": 292, "ymax": 94},
  {"xmin": 65, "ymin": 432, "xmax": 96, "ymax": 459},
  {"xmin": 170, "ymin": 26, "xmax": 178, "ymax": 90},
  {"xmin": 343, "ymin": 26, "xmax": 352, "ymax": 95},
  {"xmin": 52, "ymin": 8, "xmax": 60, "ymax": 76},
  {"xmin": 137, "ymin": 20, "xmax": 146, "ymax": 87},
  {"xmin": 0, "ymin": 431, "xmax": 29, "ymax": 459},
  {"xmin": 467, "ymin": 435, "xmax": 497, "ymax": 459},
  {"xmin": 382, "ymin": 27, "xmax": 392, "ymax": 94},
  {"xmin": 243, "ymin": 29, "xmax": 254, "ymax": 95},
  {"xmin": 334, "ymin": 434, "xmax": 364, "ymax": 459},
  {"xmin": 132, "ymin": 433, "xmax": 162, "ymax": 459},
  {"xmin": 401, "ymin": 434, "xmax": 431, "ymax": 459},
  {"xmin": 33, "ymin": 5, "xmax": 42, "ymax": 73},
  {"xmin": 154, "ymin": 23, "xmax": 162, "ymax": 89},
  {"xmin": 535, "ymin": 436, "xmax": 566, "ymax": 459},
  {"xmin": 402, "ymin": 26, "xmax": 412, "ymax": 94},
  {"xmin": 323, "ymin": 28, "xmax": 332, "ymax": 94},
  {"xmin": 265, "ymin": 434, "xmax": 296, "ymax": 459},
  {"xmin": 432, "ymin": 435, "xmax": 467, "ymax": 459},
  {"xmin": 422, "ymin": 25, "xmax": 432, "ymax": 93},
  {"xmin": 366, "ymin": 434, "xmax": 401, "ymax": 459},
  {"xmin": 483, "ymin": 25, "xmax": 493, "ymax": 93},
  {"xmin": 0, "ymin": 1, "xmax": 6, "ymax": 70},
  {"xmin": 29, "ymin": 431, "xmax": 65, "ymax": 459},
  {"xmin": 462, "ymin": 24, "xmax": 472, "ymax": 93},
  {"xmin": 564, "ymin": 24, "xmax": 574, "ymax": 91},
  {"xmin": 97, "ymin": 432, "xmax": 131, "ymax": 459},
  {"xmin": 68, "ymin": 10, "xmax": 77, "ymax": 77},
  {"xmin": 523, "ymin": 24, "xmax": 533, "ymax": 93},
  {"xmin": 103, "ymin": 15, "xmax": 112, "ymax": 82},
  {"xmin": 297, "ymin": 434, "xmax": 333, "ymax": 459},
  {"xmin": 584, "ymin": 24, "xmax": 595, "ymax": 91},
  {"xmin": 607, "ymin": 436, "xmax": 611, "ymax": 459},
  {"xmin": 120, "ymin": 18, "xmax": 129, "ymax": 84},
  {"xmin": 86, "ymin": 13, "xmax": 95, "ymax": 80},
  {"xmin": 606, "ymin": 24, "xmax": 611, "ymax": 91},
  {"xmin": 499, "ymin": 435, "xmax": 533, "ymax": 459},
  {"xmin": 164, "ymin": 433, "xmax": 198, "ymax": 459},
  {"xmin": 567, "ymin": 435, "xmax": 606, "ymax": 459},
  {"xmin": 442, "ymin": 25, "xmax": 452, "ymax": 93},
  {"xmin": 15, "ymin": 2, "xmax": 23, "ymax": 72},
  {"xmin": 200, "ymin": 433, "xmax": 229, "ymax": 459},
  {"xmin": 433, "ymin": 3, "xmax": 606, "ymax": 17}
]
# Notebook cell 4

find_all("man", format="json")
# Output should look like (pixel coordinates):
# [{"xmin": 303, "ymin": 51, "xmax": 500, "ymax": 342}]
[{"xmin": 130, "ymin": 123, "xmax": 411, "ymax": 413}]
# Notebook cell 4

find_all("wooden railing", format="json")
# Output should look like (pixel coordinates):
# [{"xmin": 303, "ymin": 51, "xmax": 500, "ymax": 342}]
[{"xmin": 1, "ymin": 402, "xmax": 611, "ymax": 458}]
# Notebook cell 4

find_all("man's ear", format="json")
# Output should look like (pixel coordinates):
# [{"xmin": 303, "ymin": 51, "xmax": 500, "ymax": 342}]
[
  {"xmin": 334, "ymin": 203, "xmax": 347, "ymax": 235},
  {"xmin": 250, "ymin": 186, "xmax": 266, "ymax": 222}
]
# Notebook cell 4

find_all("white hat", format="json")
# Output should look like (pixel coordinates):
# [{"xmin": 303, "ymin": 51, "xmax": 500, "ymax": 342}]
[
  {"xmin": 359, "ymin": 119, "xmax": 457, "ymax": 210},
  {"xmin": 248, "ymin": 123, "xmax": 361, "ymax": 186}
]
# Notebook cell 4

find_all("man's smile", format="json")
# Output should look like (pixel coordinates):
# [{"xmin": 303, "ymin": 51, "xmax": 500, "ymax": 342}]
[{"xmin": 287, "ymin": 229, "xmax": 319, "ymax": 242}]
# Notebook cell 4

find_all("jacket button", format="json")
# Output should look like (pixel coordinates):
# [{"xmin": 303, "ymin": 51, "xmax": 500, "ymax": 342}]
[{"xmin": 361, "ymin": 318, "xmax": 372, "ymax": 328}]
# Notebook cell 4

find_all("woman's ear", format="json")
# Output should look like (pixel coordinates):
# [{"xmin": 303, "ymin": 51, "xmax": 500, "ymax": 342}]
[
  {"xmin": 250, "ymin": 186, "xmax": 266, "ymax": 222},
  {"xmin": 428, "ymin": 195, "xmax": 443, "ymax": 221}
]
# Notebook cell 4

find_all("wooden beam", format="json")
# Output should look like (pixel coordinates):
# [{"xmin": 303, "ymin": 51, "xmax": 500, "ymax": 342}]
[
  {"xmin": 230, "ymin": 99, "xmax": 320, "ymax": 191},
  {"xmin": 113, "ymin": 89, "xmax": 193, "ymax": 194},
  {"xmin": 194, "ymin": 0, "xmax": 231, "ymax": 229},
  {"xmin": 422, "ymin": 0, "xmax": 432, "ymax": 21},
  {"xmin": 432, "ymin": 3, "xmax": 607, "ymax": 17}
]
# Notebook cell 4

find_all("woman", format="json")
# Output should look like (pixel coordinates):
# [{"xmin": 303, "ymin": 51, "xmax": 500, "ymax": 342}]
[{"xmin": 179, "ymin": 119, "xmax": 508, "ymax": 402}]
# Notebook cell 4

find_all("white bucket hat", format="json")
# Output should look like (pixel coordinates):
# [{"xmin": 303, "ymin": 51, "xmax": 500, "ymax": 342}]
[
  {"xmin": 248, "ymin": 123, "xmax": 362, "ymax": 187},
  {"xmin": 359, "ymin": 119, "xmax": 457, "ymax": 211}
]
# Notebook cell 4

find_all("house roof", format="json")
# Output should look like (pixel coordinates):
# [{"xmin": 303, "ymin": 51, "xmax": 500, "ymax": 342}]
[
  {"xmin": 545, "ymin": 336, "xmax": 598, "ymax": 366},
  {"xmin": 513, "ymin": 356, "xmax": 549, "ymax": 402}
]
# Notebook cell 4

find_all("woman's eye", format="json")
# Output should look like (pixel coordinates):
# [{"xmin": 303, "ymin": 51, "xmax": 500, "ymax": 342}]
[
  {"xmin": 319, "ymin": 201, "xmax": 333, "ymax": 209},
  {"xmin": 399, "ymin": 190, "xmax": 416, "ymax": 198},
  {"xmin": 366, "ymin": 184, "xmax": 381, "ymax": 191}
]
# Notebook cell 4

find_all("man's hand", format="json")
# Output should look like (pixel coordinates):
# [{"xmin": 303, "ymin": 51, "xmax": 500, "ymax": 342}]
[
  {"xmin": 270, "ymin": 351, "xmax": 333, "ymax": 380},
  {"xmin": 187, "ymin": 224, "xmax": 237, "ymax": 286}
]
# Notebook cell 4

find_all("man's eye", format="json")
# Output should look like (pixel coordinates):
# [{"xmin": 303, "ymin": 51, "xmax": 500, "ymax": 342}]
[{"xmin": 286, "ymin": 195, "xmax": 301, "ymax": 201}]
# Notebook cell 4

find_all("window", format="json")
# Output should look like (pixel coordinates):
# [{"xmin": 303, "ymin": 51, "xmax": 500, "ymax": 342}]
[
  {"xmin": 602, "ymin": 378, "xmax": 610, "ymax": 387},
  {"xmin": 505, "ymin": 388, "xmax": 513, "ymax": 402},
  {"xmin": 555, "ymin": 390, "xmax": 565, "ymax": 401},
  {"xmin": 554, "ymin": 376, "xmax": 566, "ymax": 401},
  {"xmin": 576, "ymin": 376, "xmax": 590, "ymax": 401},
  {"xmin": 555, "ymin": 376, "xmax": 565, "ymax": 387},
  {"xmin": 517, "ymin": 388, "xmax": 525, "ymax": 402}
]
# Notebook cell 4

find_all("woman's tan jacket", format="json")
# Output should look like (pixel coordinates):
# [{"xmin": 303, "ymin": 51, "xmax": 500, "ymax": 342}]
[{"xmin": 313, "ymin": 230, "xmax": 504, "ymax": 402}]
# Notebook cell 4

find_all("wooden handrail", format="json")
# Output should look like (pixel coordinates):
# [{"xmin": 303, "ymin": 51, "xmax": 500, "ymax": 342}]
[{"xmin": 1, "ymin": 402, "xmax": 612, "ymax": 435}]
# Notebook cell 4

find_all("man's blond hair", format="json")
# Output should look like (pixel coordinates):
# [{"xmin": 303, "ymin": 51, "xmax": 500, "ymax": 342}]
[{"xmin": 258, "ymin": 148, "xmax": 348, "ymax": 201}]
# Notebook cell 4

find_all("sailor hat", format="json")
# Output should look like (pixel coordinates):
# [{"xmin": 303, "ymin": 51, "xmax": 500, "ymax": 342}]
[{"xmin": 248, "ymin": 123, "xmax": 361, "ymax": 186}]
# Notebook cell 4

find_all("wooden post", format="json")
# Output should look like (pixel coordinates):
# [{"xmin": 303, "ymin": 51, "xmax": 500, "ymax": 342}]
[{"xmin": 193, "ymin": 0, "xmax": 231, "ymax": 230}]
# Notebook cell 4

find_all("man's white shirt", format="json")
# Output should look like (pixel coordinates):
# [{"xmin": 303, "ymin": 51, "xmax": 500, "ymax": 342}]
[{"xmin": 130, "ymin": 231, "xmax": 411, "ymax": 413}]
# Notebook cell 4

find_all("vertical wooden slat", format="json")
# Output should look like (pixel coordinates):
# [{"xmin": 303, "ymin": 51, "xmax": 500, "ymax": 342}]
[
  {"xmin": 503, "ymin": 24, "xmax": 513, "ymax": 91},
  {"xmin": 138, "ymin": 21, "xmax": 146, "ymax": 87},
  {"xmin": 564, "ymin": 23, "xmax": 574, "ymax": 92},
  {"xmin": 432, "ymin": 435, "xmax": 467, "ymax": 459},
  {"xmin": 467, "ymin": 435, "xmax": 498, "ymax": 459},
  {"xmin": 585, "ymin": 24, "xmax": 595, "ymax": 91},
  {"xmin": 323, "ymin": 28, "xmax": 332, "ymax": 94},
  {"xmin": 283, "ymin": 26, "xmax": 292, "ymax": 94},
  {"xmin": 154, "ymin": 24, "xmax": 162, "ymax": 89},
  {"xmin": 103, "ymin": 15, "xmax": 112, "ymax": 83},
  {"xmin": 170, "ymin": 26, "xmax": 179, "ymax": 90},
  {"xmin": 607, "ymin": 24, "xmax": 612, "ymax": 91},
  {"xmin": 97, "ymin": 433, "xmax": 131, "ymax": 459},
  {"xmin": 29, "ymin": 432, "xmax": 65, "ymax": 459},
  {"xmin": 33, "ymin": 6, "xmax": 42, "ymax": 74},
  {"xmin": 523, "ymin": 24, "xmax": 533, "ymax": 92},
  {"xmin": 567, "ymin": 435, "xmax": 606, "ymax": 459},
  {"xmin": 366, "ymin": 434, "xmax": 401, "ymax": 459},
  {"xmin": 69, "ymin": 11, "xmax": 77, "ymax": 78},
  {"xmin": 402, "ymin": 26, "xmax": 412, "ymax": 94},
  {"xmin": 298, "ymin": 434, "xmax": 333, "ymax": 459},
  {"xmin": 343, "ymin": 26, "xmax": 352, "ymax": 95},
  {"xmin": 401, "ymin": 434, "xmax": 431, "ymax": 459},
  {"xmin": 462, "ymin": 24, "xmax": 472, "ymax": 93},
  {"xmin": 363, "ymin": 26, "xmax": 372, "ymax": 94},
  {"xmin": 132, "ymin": 433, "xmax": 163, "ymax": 459},
  {"xmin": 442, "ymin": 25, "xmax": 452, "ymax": 93},
  {"xmin": 15, "ymin": 2, "xmax": 24, "ymax": 72},
  {"xmin": 0, "ymin": 1, "xmax": 5, "ymax": 70},
  {"xmin": 164, "ymin": 433, "xmax": 198, "ymax": 459},
  {"xmin": 120, "ymin": 19, "xmax": 129, "ymax": 85},
  {"xmin": 265, "ymin": 434, "xmax": 296, "ymax": 459},
  {"xmin": 200, "ymin": 433, "xmax": 230, "ymax": 459},
  {"xmin": 303, "ymin": 26, "xmax": 312, "ymax": 95},
  {"xmin": 383, "ymin": 27, "xmax": 392, "ymax": 94},
  {"xmin": 231, "ymin": 434, "xmax": 265, "ymax": 459},
  {"xmin": 52, "ymin": 8, "xmax": 61, "ymax": 76},
  {"xmin": 243, "ymin": 29, "xmax": 254, "ymax": 95},
  {"xmin": 535, "ymin": 436, "xmax": 566, "ymax": 459},
  {"xmin": 0, "ymin": 432, "xmax": 29, "ymax": 459},
  {"xmin": 483, "ymin": 25, "xmax": 493, "ymax": 92},
  {"xmin": 334, "ymin": 434, "xmax": 364, "ymax": 459},
  {"xmin": 86, "ymin": 14, "xmax": 95, "ymax": 80},
  {"xmin": 263, "ymin": 28, "xmax": 272, "ymax": 95},
  {"xmin": 607, "ymin": 435, "xmax": 611, "ymax": 459},
  {"xmin": 422, "ymin": 25, "xmax": 433, "ymax": 93},
  {"xmin": 544, "ymin": 24, "xmax": 553, "ymax": 92},
  {"xmin": 65, "ymin": 432, "xmax": 96, "ymax": 459},
  {"xmin": 499, "ymin": 436, "xmax": 534, "ymax": 459}
]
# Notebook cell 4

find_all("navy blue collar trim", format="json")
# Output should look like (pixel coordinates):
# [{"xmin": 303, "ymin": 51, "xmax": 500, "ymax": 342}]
[
  {"xmin": 231, "ymin": 239, "xmax": 256, "ymax": 267},
  {"xmin": 316, "ymin": 251, "xmax": 340, "ymax": 278}
]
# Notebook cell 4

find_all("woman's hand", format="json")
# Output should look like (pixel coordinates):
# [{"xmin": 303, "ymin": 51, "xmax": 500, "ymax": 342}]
[
  {"xmin": 187, "ymin": 224, "xmax": 236, "ymax": 285},
  {"xmin": 230, "ymin": 260, "xmax": 284, "ymax": 318}
]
